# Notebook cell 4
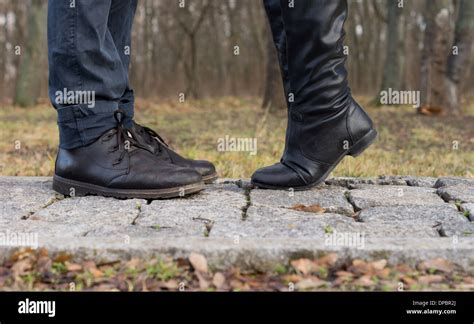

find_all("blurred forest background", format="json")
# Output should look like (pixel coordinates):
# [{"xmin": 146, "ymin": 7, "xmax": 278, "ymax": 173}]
[
  {"xmin": 0, "ymin": 0, "xmax": 473, "ymax": 178},
  {"xmin": 0, "ymin": 0, "xmax": 473, "ymax": 112}
]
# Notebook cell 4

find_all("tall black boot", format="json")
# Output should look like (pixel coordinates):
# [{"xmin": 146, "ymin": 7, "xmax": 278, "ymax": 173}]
[
  {"xmin": 263, "ymin": 0, "xmax": 291, "ymax": 157},
  {"xmin": 252, "ymin": 0, "xmax": 377, "ymax": 190}
]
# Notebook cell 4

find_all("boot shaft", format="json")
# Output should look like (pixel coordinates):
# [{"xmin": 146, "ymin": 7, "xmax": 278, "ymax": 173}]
[{"xmin": 280, "ymin": 0, "xmax": 350, "ymax": 111}]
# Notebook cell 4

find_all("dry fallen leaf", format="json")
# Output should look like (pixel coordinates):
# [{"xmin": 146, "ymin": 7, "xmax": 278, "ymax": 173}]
[
  {"xmin": 418, "ymin": 105, "xmax": 443, "ymax": 116},
  {"xmin": 463, "ymin": 277, "xmax": 474, "ymax": 284},
  {"xmin": 401, "ymin": 276, "xmax": 416, "ymax": 286},
  {"xmin": 66, "ymin": 263, "xmax": 82, "ymax": 272},
  {"xmin": 38, "ymin": 248, "xmax": 49, "ymax": 258},
  {"xmin": 82, "ymin": 261, "xmax": 97, "ymax": 271},
  {"xmin": 333, "ymin": 271, "xmax": 354, "ymax": 285},
  {"xmin": 418, "ymin": 258, "xmax": 454, "ymax": 274},
  {"xmin": 377, "ymin": 268, "xmax": 391, "ymax": 279},
  {"xmin": 11, "ymin": 258, "xmax": 33, "ymax": 278},
  {"xmin": 160, "ymin": 279, "xmax": 179, "ymax": 290},
  {"xmin": 196, "ymin": 272, "xmax": 209, "ymax": 290},
  {"xmin": 353, "ymin": 275, "xmax": 375, "ymax": 287},
  {"xmin": 89, "ymin": 268, "xmax": 104, "ymax": 278},
  {"xmin": 295, "ymin": 277, "xmax": 327, "ymax": 290},
  {"xmin": 53, "ymin": 253, "xmax": 72, "ymax": 263},
  {"xmin": 370, "ymin": 259, "xmax": 387, "ymax": 271},
  {"xmin": 189, "ymin": 252, "xmax": 208, "ymax": 273},
  {"xmin": 10, "ymin": 248, "xmax": 35, "ymax": 262},
  {"xmin": 213, "ymin": 272, "xmax": 226, "ymax": 290},
  {"xmin": 92, "ymin": 284, "xmax": 119, "ymax": 291},
  {"xmin": 291, "ymin": 204, "xmax": 326, "ymax": 214},
  {"xmin": 125, "ymin": 258, "xmax": 140, "ymax": 270},
  {"xmin": 418, "ymin": 275, "xmax": 444, "ymax": 285},
  {"xmin": 350, "ymin": 259, "xmax": 371, "ymax": 275},
  {"xmin": 282, "ymin": 274, "xmax": 302, "ymax": 283},
  {"xmin": 394, "ymin": 264, "xmax": 412, "ymax": 274},
  {"xmin": 291, "ymin": 259, "xmax": 315, "ymax": 275},
  {"xmin": 229, "ymin": 279, "xmax": 245, "ymax": 290},
  {"xmin": 336, "ymin": 271, "xmax": 354, "ymax": 280},
  {"xmin": 315, "ymin": 253, "xmax": 338, "ymax": 267},
  {"xmin": 36, "ymin": 256, "xmax": 52, "ymax": 273}
]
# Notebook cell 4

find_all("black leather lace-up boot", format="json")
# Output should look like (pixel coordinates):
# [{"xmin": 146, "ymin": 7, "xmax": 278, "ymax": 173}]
[
  {"xmin": 53, "ymin": 110, "xmax": 204, "ymax": 199},
  {"xmin": 128, "ymin": 122, "xmax": 218, "ymax": 184},
  {"xmin": 252, "ymin": 0, "xmax": 377, "ymax": 190}
]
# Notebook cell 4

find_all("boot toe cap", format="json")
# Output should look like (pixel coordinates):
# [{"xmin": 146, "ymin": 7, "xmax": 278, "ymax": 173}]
[
  {"xmin": 191, "ymin": 160, "xmax": 217, "ymax": 177},
  {"xmin": 251, "ymin": 163, "xmax": 305, "ymax": 189},
  {"xmin": 164, "ymin": 167, "xmax": 203, "ymax": 187}
]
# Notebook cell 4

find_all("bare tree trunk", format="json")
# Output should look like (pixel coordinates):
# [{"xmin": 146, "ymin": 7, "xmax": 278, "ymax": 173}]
[
  {"xmin": 14, "ymin": 0, "xmax": 46, "ymax": 107},
  {"xmin": 444, "ymin": 0, "xmax": 473, "ymax": 115},
  {"xmin": 177, "ymin": 1, "xmax": 210, "ymax": 99},
  {"xmin": 419, "ymin": 0, "xmax": 450, "ymax": 114},
  {"xmin": 375, "ymin": 0, "xmax": 401, "ymax": 104}
]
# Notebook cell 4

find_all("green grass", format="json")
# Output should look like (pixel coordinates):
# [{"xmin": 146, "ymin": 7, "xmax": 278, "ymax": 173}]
[{"xmin": 1, "ymin": 96, "xmax": 473, "ymax": 178}]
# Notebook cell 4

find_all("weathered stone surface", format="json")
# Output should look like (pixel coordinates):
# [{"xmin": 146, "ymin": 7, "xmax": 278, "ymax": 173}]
[
  {"xmin": 251, "ymin": 187, "xmax": 354, "ymax": 215},
  {"xmin": 3, "ymin": 219, "xmax": 89, "ymax": 241},
  {"xmin": 83, "ymin": 225, "xmax": 160, "ymax": 238},
  {"xmin": 0, "ymin": 177, "xmax": 59, "ymax": 221},
  {"xmin": 406, "ymin": 177, "xmax": 438, "ymax": 188},
  {"xmin": 135, "ymin": 183, "xmax": 246, "ymax": 237},
  {"xmin": 1, "ymin": 176, "xmax": 474, "ymax": 272},
  {"xmin": 435, "ymin": 177, "xmax": 474, "ymax": 188},
  {"xmin": 348, "ymin": 185, "xmax": 445, "ymax": 210},
  {"xmin": 376, "ymin": 176, "xmax": 411, "ymax": 186},
  {"xmin": 211, "ymin": 206, "xmax": 355, "ymax": 239},
  {"xmin": 357, "ymin": 205, "xmax": 471, "ymax": 237},
  {"xmin": 211, "ymin": 206, "xmax": 441, "ymax": 239},
  {"xmin": 326, "ymin": 177, "xmax": 386, "ymax": 187},
  {"xmin": 31, "ymin": 196, "xmax": 143, "ymax": 226},
  {"xmin": 437, "ymin": 185, "xmax": 474, "ymax": 204}
]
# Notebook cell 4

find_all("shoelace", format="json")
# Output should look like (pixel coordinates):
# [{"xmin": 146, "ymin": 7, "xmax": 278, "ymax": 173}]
[
  {"xmin": 103, "ymin": 110, "xmax": 150, "ymax": 165},
  {"xmin": 133, "ymin": 122, "xmax": 169, "ymax": 154}
]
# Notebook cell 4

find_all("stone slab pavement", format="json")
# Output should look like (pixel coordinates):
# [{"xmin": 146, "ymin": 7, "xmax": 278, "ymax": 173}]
[{"xmin": 1, "ymin": 176, "xmax": 473, "ymax": 272}]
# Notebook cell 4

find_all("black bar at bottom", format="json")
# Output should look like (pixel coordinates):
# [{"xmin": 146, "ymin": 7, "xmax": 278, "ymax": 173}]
[{"xmin": 0, "ymin": 292, "xmax": 471, "ymax": 322}]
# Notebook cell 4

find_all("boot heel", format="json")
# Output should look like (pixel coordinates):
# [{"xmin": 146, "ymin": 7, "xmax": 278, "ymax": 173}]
[
  {"xmin": 53, "ymin": 175, "xmax": 88, "ymax": 197},
  {"xmin": 348, "ymin": 129, "xmax": 377, "ymax": 157}
]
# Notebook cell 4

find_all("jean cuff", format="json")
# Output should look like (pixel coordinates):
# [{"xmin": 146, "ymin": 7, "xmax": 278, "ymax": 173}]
[
  {"xmin": 119, "ymin": 89, "xmax": 135, "ymax": 128},
  {"xmin": 57, "ymin": 101, "xmax": 122, "ymax": 149}
]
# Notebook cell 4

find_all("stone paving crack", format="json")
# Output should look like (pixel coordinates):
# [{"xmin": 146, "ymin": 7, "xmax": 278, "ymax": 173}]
[
  {"xmin": 435, "ymin": 187, "xmax": 456, "ymax": 205},
  {"xmin": 131, "ymin": 201, "xmax": 143, "ymax": 225},
  {"xmin": 344, "ymin": 190, "xmax": 360, "ymax": 213},
  {"xmin": 241, "ymin": 186, "xmax": 252, "ymax": 221},
  {"xmin": 226, "ymin": 178, "xmax": 254, "ymax": 221},
  {"xmin": 192, "ymin": 217, "xmax": 214, "ymax": 237},
  {"xmin": 21, "ymin": 194, "xmax": 65, "ymax": 220},
  {"xmin": 434, "ymin": 223, "xmax": 448, "ymax": 237}
]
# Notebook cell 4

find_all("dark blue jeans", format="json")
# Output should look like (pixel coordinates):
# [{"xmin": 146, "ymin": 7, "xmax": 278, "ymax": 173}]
[{"xmin": 48, "ymin": 0, "xmax": 137, "ymax": 149}]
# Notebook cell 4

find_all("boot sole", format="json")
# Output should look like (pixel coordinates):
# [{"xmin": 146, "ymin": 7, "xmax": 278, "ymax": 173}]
[
  {"xmin": 252, "ymin": 129, "xmax": 378, "ymax": 190},
  {"xmin": 202, "ymin": 172, "xmax": 218, "ymax": 184},
  {"xmin": 53, "ymin": 175, "xmax": 204, "ymax": 199}
]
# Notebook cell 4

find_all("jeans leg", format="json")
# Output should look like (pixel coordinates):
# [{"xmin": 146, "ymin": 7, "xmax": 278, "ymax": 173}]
[
  {"xmin": 48, "ymin": 0, "xmax": 129, "ymax": 149},
  {"xmin": 108, "ymin": 0, "xmax": 138, "ymax": 126}
]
